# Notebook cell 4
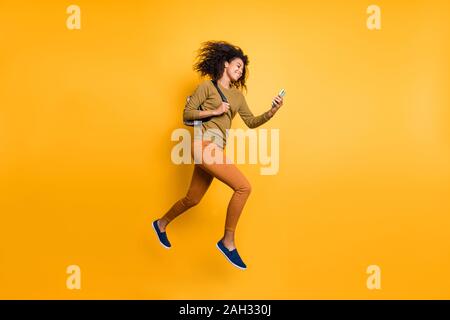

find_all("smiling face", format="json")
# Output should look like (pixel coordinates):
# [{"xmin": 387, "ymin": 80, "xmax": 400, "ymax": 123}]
[{"xmin": 224, "ymin": 57, "xmax": 244, "ymax": 82}]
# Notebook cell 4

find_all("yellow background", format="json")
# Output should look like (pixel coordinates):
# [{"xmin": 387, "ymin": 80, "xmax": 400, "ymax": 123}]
[{"xmin": 1, "ymin": 0, "xmax": 449, "ymax": 299}]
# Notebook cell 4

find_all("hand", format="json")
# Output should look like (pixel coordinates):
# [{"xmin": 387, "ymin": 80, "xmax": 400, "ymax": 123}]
[
  {"xmin": 212, "ymin": 102, "xmax": 230, "ymax": 116},
  {"xmin": 268, "ymin": 95, "xmax": 284, "ymax": 118}
]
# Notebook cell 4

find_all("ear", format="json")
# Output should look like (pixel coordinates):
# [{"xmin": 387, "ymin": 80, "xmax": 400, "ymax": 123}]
[{"xmin": 224, "ymin": 61, "xmax": 229, "ymax": 68}]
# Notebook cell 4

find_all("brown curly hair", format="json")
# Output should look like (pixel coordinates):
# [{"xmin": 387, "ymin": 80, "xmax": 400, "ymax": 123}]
[{"xmin": 193, "ymin": 40, "xmax": 249, "ymax": 93}]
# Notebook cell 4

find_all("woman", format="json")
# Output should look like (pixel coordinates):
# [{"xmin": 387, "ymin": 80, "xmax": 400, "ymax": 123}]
[{"xmin": 153, "ymin": 40, "xmax": 284, "ymax": 270}]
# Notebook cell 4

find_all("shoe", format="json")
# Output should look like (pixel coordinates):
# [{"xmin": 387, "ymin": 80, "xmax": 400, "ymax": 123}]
[
  {"xmin": 216, "ymin": 239, "xmax": 247, "ymax": 270},
  {"xmin": 152, "ymin": 220, "xmax": 171, "ymax": 249}
]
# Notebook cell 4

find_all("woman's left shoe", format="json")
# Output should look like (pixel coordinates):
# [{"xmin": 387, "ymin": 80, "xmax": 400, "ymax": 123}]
[
  {"xmin": 152, "ymin": 220, "xmax": 171, "ymax": 249},
  {"xmin": 216, "ymin": 239, "xmax": 247, "ymax": 270}
]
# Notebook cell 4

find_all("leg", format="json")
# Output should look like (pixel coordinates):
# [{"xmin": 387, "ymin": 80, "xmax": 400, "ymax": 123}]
[
  {"xmin": 196, "ymin": 146, "xmax": 252, "ymax": 250},
  {"xmin": 158, "ymin": 165, "xmax": 213, "ymax": 231}
]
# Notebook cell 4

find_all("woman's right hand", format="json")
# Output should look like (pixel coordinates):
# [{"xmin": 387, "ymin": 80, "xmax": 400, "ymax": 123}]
[{"xmin": 212, "ymin": 102, "xmax": 230, "ymax": 116}]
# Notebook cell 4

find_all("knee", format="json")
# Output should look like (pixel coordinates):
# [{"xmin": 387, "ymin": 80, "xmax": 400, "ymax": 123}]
[
  {"xmin": 236, "ymin": 181, "xmax": 252, "ymax": 195},
  {"xmin": 181, "ymin": 195, "xmax": 201, "ymax": 208}
]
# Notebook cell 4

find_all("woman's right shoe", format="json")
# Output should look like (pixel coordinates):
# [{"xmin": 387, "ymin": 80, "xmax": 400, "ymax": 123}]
[
  {"xmin": 216, "ymin": 239, "xmax": 247, "ymax": 270},
  {"xmin": 152, "ymin": 220, "xmax": 171, "ymax": 249}
]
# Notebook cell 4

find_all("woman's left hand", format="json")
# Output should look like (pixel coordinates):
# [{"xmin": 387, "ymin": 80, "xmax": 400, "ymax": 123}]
[{"xmin": 268, "ymin": 95, "xmax": 284, "ymax": 118}]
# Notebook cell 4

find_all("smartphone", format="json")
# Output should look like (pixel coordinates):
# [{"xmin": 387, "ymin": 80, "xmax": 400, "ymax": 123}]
[{"xmin": 272, "ymin": 88, "xmax": 286, "ymax": 108}]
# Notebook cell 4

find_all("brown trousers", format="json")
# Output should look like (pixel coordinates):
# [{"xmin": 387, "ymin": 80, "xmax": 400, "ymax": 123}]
[{"xmin": 161, "ymin": 139, "xmax": 252, "ymax": 232}]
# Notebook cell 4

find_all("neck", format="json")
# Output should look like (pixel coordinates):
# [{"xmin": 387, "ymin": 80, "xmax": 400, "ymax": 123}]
[{"xmin": 218, "ymin": 76, "xmax": 231, "ymax": 89}]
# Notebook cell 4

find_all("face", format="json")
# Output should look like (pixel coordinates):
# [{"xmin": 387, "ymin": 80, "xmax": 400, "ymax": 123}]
[{"xmin": 224, "ymin": 57, "xmax": 244, "ymax": 82}]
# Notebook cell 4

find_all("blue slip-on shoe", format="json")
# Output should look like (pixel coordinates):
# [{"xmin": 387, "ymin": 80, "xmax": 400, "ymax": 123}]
[
  {"xmin": 152, "ymin": 220, "xmax": 171, "ymax": 249},
  {"xmin": 216, "ymin": 239, "xmax": 247, "ymax": 270}
]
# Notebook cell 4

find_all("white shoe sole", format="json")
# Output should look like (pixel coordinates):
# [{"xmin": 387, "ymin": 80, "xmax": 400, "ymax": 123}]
[
  {"xmin": 216, "ymin": 243, "xmax": 247, "ymax": 270},
  {"xmin": 152, "ymin": 222, "xmax": 171, "ymax": 249}
]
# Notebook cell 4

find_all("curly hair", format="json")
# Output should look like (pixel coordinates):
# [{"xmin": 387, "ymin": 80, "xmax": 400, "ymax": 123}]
[{"xmin": 193, "ymin": 40, "xmax": 249, "ymax": 92}]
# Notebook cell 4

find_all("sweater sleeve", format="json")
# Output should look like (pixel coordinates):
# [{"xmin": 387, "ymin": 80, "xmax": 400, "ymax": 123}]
[
  {"xmin": 183, "ymin": 81, "xmax": 210, "ymax": 121},
  {"xmin": 238, "ymin": 94, "xmax": 271, "ymax": 129}
]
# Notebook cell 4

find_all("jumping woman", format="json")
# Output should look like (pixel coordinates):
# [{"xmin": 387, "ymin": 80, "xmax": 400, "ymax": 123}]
[{"xmin": 152, "ymin": 40, "xmax": 284, "ymax": 270}]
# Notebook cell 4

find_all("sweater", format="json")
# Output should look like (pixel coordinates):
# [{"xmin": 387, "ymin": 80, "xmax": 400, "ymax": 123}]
[{"xmin": 183, "ymin": 79, "xmax": 272, "ymax": 148}]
